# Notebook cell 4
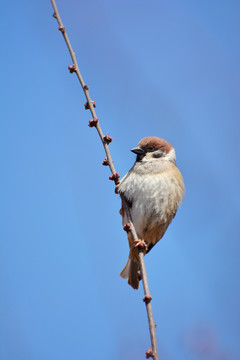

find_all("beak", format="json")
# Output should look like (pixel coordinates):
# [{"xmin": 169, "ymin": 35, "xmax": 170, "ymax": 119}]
[{"xmin": 131, "ymin": 146, "xmax": 145, "ymax": 155}]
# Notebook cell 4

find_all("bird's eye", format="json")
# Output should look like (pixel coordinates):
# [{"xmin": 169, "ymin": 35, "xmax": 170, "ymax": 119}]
[{"xmin": 147, "ymin": 146, "xmax": 155, "ymax": 152}]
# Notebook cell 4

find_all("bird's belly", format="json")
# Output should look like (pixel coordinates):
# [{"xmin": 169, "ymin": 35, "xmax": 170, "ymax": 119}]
[{"xmin": 121, "ymin": 173, "xmax": 181, "ymax": 239}]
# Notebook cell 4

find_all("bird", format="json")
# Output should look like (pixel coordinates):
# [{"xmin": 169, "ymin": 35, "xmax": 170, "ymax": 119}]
[{"xmin": 118, "ymin": 136, "xmax": 185, "ymax": 289}]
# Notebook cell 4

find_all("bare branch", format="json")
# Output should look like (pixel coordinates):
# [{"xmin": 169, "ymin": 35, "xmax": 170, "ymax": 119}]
[{"xmin": 50, "ymin": 1, "xmax": 159, "ymax": 358}]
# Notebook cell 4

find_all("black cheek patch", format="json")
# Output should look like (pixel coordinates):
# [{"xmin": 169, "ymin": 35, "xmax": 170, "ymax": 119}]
[
  {"xmin": 136, "ymin": 153, "xmax": 145, "ymax": 162},
  {"xmin": 152, "ymin": 150, "xmax": 164, "ymax": 158}
]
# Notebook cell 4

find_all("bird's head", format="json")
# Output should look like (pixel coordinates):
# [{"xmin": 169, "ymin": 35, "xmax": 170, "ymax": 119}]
[{"xmin": 131, "ymin": 136, "xmax": 176, "ymax": 164}]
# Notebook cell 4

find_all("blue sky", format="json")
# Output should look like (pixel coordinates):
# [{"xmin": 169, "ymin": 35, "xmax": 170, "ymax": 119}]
[{"xmin": 1, "ymin": 1, "xmax": 240, "ymax": 359}]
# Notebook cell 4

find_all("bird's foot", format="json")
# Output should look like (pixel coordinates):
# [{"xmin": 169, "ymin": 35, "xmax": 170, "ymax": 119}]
[
  {"xmin": 133, "ymin": 239, "xmax": 148, "ymax": 251},
  {"xmin": 131, "ymin": 239, "xmax": 147, "ymax": 261}
]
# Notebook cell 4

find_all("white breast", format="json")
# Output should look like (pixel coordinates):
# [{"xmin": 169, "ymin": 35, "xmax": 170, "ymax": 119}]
[{"xmin": 119, "ymin": 161, "xmax": 183, "ymax": 238}]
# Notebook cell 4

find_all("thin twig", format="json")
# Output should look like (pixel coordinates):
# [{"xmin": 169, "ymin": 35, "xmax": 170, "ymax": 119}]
[
  {"xmin": 121, "ymin": 197, "xmax": 159, "ymax": 359},
  {"xmin": 50, "ymin": 1, "xmax": 159, "ymax": 358}
]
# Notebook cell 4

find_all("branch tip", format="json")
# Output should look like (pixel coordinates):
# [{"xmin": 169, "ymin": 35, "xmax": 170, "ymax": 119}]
[
  {"xmin": 146, "ymin": 349, "xmax": 154, "ymax": 359},
  {"xmin": 88, "ymin": 117, "xmax": 99, "ymax": 128}
]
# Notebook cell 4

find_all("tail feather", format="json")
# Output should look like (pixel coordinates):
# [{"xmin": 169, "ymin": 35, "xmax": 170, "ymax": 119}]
[
  {"xmin": 120, "ymin": 254, "xmax": 139, "ymax": 290},
  {"xmin": 120, "ymin": 258, "xmax": 130, "ymax": 279}
]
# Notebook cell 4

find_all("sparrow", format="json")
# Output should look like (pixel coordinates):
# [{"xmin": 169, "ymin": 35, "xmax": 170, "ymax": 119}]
[{"xmin": 118, "ymin": 136, "xmax": 185, "ymax": 289}]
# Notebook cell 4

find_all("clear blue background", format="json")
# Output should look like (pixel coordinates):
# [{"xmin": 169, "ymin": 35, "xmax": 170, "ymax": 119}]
[{"xmin": 1, "ymin": 1, "xmax": 240, "ymax": 359}]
